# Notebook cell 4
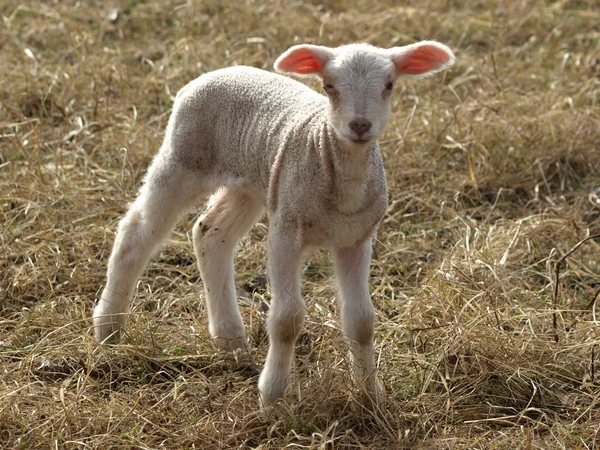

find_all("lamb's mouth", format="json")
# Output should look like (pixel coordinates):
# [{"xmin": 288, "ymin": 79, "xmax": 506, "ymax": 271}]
[{"xmin": 348, "ymin": 134, "xmax": 372, "ymax": 144}]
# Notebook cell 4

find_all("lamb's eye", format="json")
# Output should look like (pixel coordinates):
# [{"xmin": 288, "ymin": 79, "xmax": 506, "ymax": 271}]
[
  {"xmin": 323, "ymin": 84, "xmax": 337, "ymax": 95},
  {"xmin": 385, "ymin": 82, "xmax": 394, "ymax": 90}
]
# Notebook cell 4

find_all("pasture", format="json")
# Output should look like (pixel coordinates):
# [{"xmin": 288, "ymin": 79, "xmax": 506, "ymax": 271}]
[{"xmin": 1, "ymin": 0, "xmax": 599, "ymax": 448}]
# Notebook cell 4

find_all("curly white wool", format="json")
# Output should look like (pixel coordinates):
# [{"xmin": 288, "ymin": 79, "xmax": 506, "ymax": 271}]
[{"xmin": 92, "ymin": 41, "xmax": 455, "ymax": 408}]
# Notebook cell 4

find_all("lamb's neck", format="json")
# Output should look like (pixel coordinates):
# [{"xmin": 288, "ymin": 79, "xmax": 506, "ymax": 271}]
[{"xmin": 322, "ymin": 123, "xmax": 376, "ymax": 214}]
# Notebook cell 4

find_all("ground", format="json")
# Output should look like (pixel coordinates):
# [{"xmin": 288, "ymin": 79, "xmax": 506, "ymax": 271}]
[{"xmin": 1, "ymin": 0, "xmax": 599, "ymax": 448}]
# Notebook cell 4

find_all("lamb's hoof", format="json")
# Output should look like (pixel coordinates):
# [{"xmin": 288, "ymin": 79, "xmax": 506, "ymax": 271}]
[
  {"xmin": 92, "ymin": 308, "xmax": 126, "ymax": 343},
  {"xmin": 361, "ymin": 377, "xmax": 385, "ymax": 408},
  {"xmin": 212, "ymin": 333, "xmax": 247, "ymax": 352},
  {"xmin": 258, "ymin": 373, "xmax": 287, "ymax": 409},
  {"xmin": 210, "ymin": 319, "xmax": 247, "ymax": 351},
  {"xmin": 258, "ymin": 389, "xmax": 284, "ymax": 410},
  {"xmin": 92, "ymin": 317, "xmax": 123, "ymax": 343}
]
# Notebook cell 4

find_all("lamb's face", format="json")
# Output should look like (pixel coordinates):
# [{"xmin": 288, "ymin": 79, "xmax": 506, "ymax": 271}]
[
  {"xmin": 322, "ymin": 49, "xmax": 395, "ymax": 145},
  {"xmin": 274, "ymin": 41, "xmax": 455, "ymax": 146}
]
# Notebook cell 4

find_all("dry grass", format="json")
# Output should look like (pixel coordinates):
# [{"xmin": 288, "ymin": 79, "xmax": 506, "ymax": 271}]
[{"xmin": 1, "ymin": 0, "xmax": 599, "ymax": 448}]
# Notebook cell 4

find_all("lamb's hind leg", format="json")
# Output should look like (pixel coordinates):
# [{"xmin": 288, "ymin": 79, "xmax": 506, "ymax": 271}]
[
  {"xmin": 93, "ymin": 157, "xmax": 207, "ymax": 343},
  {"xmin": 193, "ymin": 188, "xmax": 265, "ymax": 351}
]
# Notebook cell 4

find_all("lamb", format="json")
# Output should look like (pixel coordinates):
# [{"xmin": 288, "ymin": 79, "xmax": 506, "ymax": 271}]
[{"xmin": 92, "ymin": 41, "xmax": 455, "ymax": 407}]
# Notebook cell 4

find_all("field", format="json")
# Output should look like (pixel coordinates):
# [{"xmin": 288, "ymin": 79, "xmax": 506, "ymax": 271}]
[{"xmin": 1, "ymin": 0, "xmax": 599, "ymax": 448}]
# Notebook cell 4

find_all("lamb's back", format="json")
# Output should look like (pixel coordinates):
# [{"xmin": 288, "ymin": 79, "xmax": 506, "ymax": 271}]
[{"xmin": 167, "ymin": 66, "xmax": 327, "ymax": 194}]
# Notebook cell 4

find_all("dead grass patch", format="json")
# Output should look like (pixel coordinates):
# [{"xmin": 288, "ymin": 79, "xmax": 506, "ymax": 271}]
[{"xmin": 1, "ymin": 0, "xmax": 599, "ymax": 448}]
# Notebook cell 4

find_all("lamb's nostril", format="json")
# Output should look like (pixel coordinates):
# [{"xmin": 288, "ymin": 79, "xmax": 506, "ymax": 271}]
[{"xmin": 349, "ymin": 119, "xmax": 372, "ymax": 135}]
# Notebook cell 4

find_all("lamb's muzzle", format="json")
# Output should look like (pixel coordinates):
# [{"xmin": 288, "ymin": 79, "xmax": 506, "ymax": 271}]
[{"xmin": 92, "ymin": 40, "xmax": 455, "ymax": 408}]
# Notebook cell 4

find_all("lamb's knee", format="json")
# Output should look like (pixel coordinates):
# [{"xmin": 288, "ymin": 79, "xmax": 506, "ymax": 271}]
[
  {"xmin": 106, "ymin": 209, "xmax": 151, "ymax": 271},
  {"xmin": 116, "ymin": 207, "xmax": 142, "ymax": 241},
  {"xmin": 267, "ymin": 303, "xmax": 306, "ymax": 344},
  {"xmin": 345, "ymin": 306, "xmax": 375, "ymax": 347},
  {"xmin": 193, "ymin": 215, "xmax": 223, "ymax": 258},
  {"xmin": 112, "ymin": 201, "xmax": 167, "ymax": 260},
  {"xmin": 192, "ymin": 216, "xmax": 210, "ymax": 245}
]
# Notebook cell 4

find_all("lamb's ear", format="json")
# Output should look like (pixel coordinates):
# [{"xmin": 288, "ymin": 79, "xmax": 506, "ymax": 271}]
[
  {"xmin": 274, "ymin": 45, "xmax": 334, "ymax": 76},
  {"xmin": 388, "ymin": 41, "xmax": 455, "ymax": 78}
]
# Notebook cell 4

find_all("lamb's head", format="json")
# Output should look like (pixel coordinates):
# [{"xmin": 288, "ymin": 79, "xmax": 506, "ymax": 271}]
[{"xmin": 274, "ymin": 41, "xmax": 455, "ymax": 145}]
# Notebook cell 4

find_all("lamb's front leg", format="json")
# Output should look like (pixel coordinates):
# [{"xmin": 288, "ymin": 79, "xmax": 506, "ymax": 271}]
[
  {"xmin": 333, "ymin": 239, "xmax": 382, "ymax": 403},
  {"xmin": 258, "ymin": 227, "xmax": 305, "ymax": 408}
]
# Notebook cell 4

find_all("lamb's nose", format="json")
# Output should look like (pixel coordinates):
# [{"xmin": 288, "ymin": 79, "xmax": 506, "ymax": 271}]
[{"xmin": 349, "ymin": 118, "xmax": 372, "ymax": 136}]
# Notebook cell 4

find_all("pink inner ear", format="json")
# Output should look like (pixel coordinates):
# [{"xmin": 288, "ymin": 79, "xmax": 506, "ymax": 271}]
[
  {"xmin": 395, "ymin": 46, "xmax": 450, "ymax": 75},
  {"xmin": 278, "ymin": 48, "xmax": 324, "ymax": 74}
]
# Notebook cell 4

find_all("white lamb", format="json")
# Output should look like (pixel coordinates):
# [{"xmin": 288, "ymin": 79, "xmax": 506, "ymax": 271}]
[{"xmin": 92, "ymin": 41, "xmax": 455, "ymax": 407}]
